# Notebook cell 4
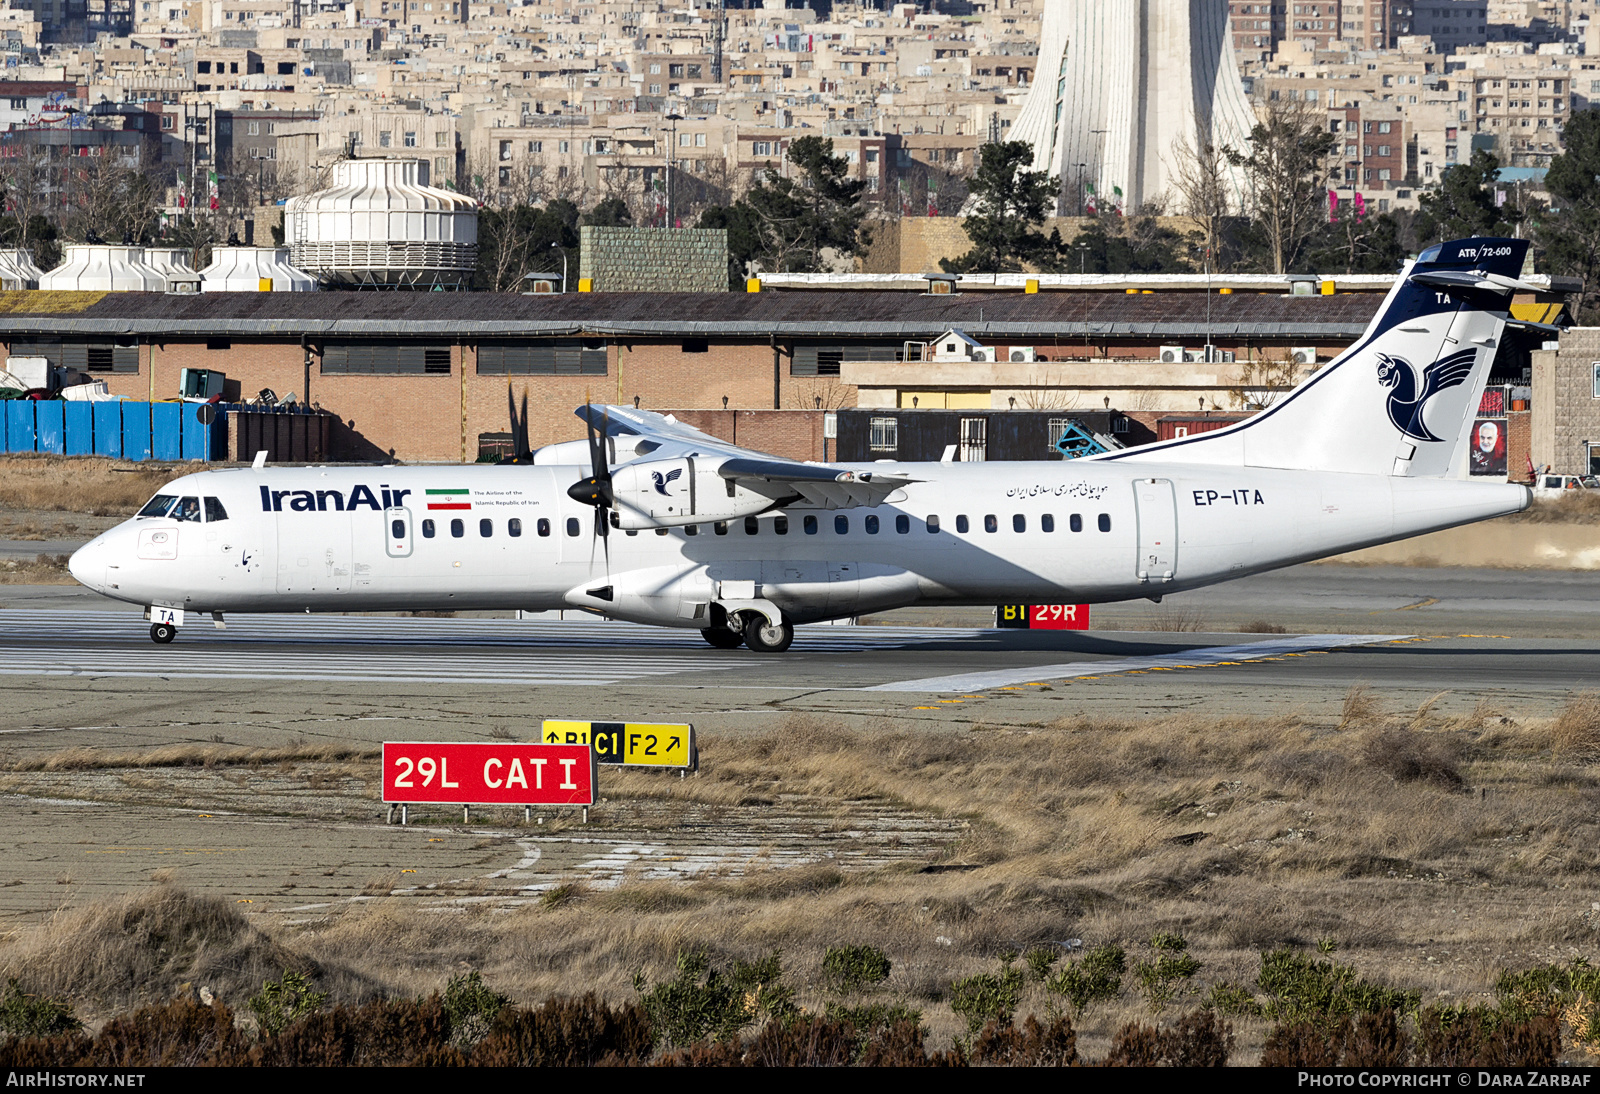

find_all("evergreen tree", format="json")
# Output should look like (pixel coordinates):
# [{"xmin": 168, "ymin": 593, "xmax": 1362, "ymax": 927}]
[
  {"xmin": 1305, "ymin": 207, "xmax": 1407, "ymax": 274},
  {"xmin": 1065, "ymin": 213, "xmax": 1194, "ymax": 275},
  {"xmin": 941, "ymin": 141, "xmax": 1060, "ymax": 273},
  {"xmin": 1416, "ymin": 149, "xmax": 1521, "ymax": 245},
  {"xmin": 1537, "ymin": 108, "xmax": 1600, "ymax": 322}
]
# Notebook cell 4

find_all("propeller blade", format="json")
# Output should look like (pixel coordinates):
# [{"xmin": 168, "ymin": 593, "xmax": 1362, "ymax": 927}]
[{"xmin": 518, "ymin": 387, "xmax": 530, "ymax": 459}]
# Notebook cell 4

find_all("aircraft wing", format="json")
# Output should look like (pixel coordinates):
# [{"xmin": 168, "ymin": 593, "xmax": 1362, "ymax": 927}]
[{"xmin": 577, "ymin": 404, "xmax": 916, "ymax": 509}]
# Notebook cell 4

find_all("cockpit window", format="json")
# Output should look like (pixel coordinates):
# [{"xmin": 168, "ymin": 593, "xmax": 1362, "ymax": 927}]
[
  {"xmin": 137, "ymin": 495, "xmax": 177, "ymax": 518},
  {"xmin": 172, "ymin": 496, "xmax": 202, "ymax": 523},
  {"xmin": 204, "ymin": 497, "xmax": 228, "ymax": 523}
]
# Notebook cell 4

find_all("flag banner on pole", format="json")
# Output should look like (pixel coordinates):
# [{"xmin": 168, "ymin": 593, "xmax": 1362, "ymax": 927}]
[{"xmin": 1329, "ymin": 189, "xmax": 1339, "ymax": 221}]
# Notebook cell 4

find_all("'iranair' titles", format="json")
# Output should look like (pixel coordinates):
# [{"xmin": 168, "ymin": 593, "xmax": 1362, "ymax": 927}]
[
  {"xmin": 259, "ymin": 484, "xmax": 413, "ymax": 512},
  {"xmin": 1192, "ymin": 488, "xmax": 1266, "ymax": 507}
]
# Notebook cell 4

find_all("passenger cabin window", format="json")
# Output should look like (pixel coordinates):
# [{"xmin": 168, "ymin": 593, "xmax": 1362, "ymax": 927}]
[
  {"xmin": 508, "ymin": 518, "xmax": 522, "ymax": 537},
  {"xmin": 422, "ymin": 519, "xmax": 436, "ymax": 538},
  {"xmin": 684, "ymin": 524, "xmax": 698, "ymax": 536},
  {"xmin": 566, "ymin": 517, "xmax": 580, "ymax": 537},
  {"xmin": 774, "ymin": 516, "xmax": 788, "ymax": 535},
  {"xmin": 955, "ymin": 515, "xmax": 969, "ymax": 533},
  {"xmin": 865, "ymin": 515, "xmax": 879, "ymax": 534},
  {"xmin": 927, "ymin": 514, "xmax": 940, "ymax": 532},
  {"xmin": 451, "ymin": 519, "xmax": 465, "ymax": 538},
  {"xmin": 714, "ymin": 521, "xmax": 728, "ymax": 535},
  {"xmin": 1070, "ymin": 514, "xmax": 1083, "ymax": 532},
  {"xmin": 896, "ymin": 515, "xmax": 909, "ymax": 534},
  {"xmin": 537, "ymin": 518, "xmax": 550, "ymax": 537},
  {"xmin": 204, "ymin": 497, "xmax": 228, "ymax": 522},
  {"xmin": 1098, "ymin": 513, "xmax": 1112, "ymax": 532},
  {"xmin": 744, "ymin": 516, "xmax": 759, "ymax": 535},
  {"xmin": 804, "ymin": 515, "xmax": 818, "ymax": 534},
  {"xmin": 1013, "ymin": 514, "xmax": 1026, "ymax": 533},
  {"xmin": 391, "ymin": 519, "xmax": 406, "ymax": 539},
  {"xmin": 480, "ymin": 518, "xmax": 493, "ymax": 537},
  {"xmin": 835, "ymin": 515, "xmax": 849, "ymax": 534},
  {"xmin": 984, "ymin": 514, "xmax": 998, "ymax": 533}
]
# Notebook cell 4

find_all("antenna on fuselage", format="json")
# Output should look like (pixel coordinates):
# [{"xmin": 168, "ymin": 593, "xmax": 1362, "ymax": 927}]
[{"xmin": 251, "ymin": 451, "xmax": 268, "ymax": 470}]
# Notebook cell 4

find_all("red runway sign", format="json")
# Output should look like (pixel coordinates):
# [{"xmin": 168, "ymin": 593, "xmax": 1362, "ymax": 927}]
[
  {"xmin": 996, "ymin": 604, "xmax": 1091, "ymax": 631},
  {"xmin": 382, "ymin": 742, "xmax": 597, "ymax": 805}
]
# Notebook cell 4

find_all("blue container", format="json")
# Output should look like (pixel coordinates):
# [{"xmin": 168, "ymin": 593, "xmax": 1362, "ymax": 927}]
[
  {"xmin": 6, "ymin": 400, "xmax": 34, "ymax": 453},
  {"xmin": 180, "ymin": 403, "xmax": 222, "ymax": 462},
  {"xmin": 34, "ymin": 402, "xmax": 63, "ymax": 454},
  {"xmin": 122, "ymin": 402, "xmax": 152, "ymax": 461},
  {"xmin": 151, "ymin": 402, "xmax": 181, "ymax": 461},
  {"xmin": 93, "ymin": 401, "xmax": 122, "ymax": 458},
  {"xmin": 62, "ymin": 401, "xmax": 92, "ymax": 456}
]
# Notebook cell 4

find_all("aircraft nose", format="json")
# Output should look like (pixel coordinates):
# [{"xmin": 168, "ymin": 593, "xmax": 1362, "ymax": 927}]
[{"xmin": 67, "ymin": 538, "xmax": 104, "ymax": 590}]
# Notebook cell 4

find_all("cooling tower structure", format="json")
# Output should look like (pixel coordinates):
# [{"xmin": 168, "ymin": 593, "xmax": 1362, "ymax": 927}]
[
  {"xmin": 38, "ymin": 245, "xmax": 167, "ymax": 292},
  {"xmin": 283, "ymin": 158, "xmax": 479, "ymax": 290},
  {"xmin": 199, "ymin": 246, "xmax": 318, "ymax": 292},
  {"xmin": 1010, "ymin": 0, "xmax": 1258, "ymax": 215}
]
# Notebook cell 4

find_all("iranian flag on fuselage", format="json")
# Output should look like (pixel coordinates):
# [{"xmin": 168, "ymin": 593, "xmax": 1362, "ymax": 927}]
[{"xmin": 426, "ymin": 489, "xmax": 471, "ymax": 511}]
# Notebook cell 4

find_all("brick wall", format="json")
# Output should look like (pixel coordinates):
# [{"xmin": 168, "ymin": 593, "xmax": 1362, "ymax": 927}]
[
  {"xmin": 657, "ymin": 409, "xmax": 827, "ymax": 462},
  {"xmin": 579, "ymin": 226, "xmax": 727, "ymax": 292},
  {"xmin": 1546, "ymin": 329, "xmax": 1600, "ymax": 474}
]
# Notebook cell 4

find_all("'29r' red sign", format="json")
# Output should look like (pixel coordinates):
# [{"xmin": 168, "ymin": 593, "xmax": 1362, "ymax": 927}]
[{"xmin": 382, "ymin": 742, "xmax": 597, "ymax": 805}]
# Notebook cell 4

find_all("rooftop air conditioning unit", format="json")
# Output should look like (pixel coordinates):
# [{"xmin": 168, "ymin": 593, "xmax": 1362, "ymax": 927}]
[
  {"xmin": 1291, "ymin": 346, "xmax": 1318, "ymax": 365},
  {"xmin": 1007, "ymin": 347, "xmax": 1037, "ymax": 363},
  {"xmin": 1159, "ymin": 345, "xmax": 1184, "ymax": 363}
]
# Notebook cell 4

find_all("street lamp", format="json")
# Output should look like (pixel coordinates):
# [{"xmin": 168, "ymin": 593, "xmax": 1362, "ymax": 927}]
[{"xmin": 664, "ymin": 112, "xmax": 683, "ymax": 229}]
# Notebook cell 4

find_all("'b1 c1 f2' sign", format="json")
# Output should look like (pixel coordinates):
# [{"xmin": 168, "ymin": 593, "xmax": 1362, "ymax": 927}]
[
  {"xmin": 382, "ymin": 742, "xmax": 597, "ymax": 806},
  {"xmin": 541, "ymin": 720, "xmax": 697, "ymax": 770},
  {"xmin": 997, "ymin": 604, "xmax": 1091, "ymax": 631}
]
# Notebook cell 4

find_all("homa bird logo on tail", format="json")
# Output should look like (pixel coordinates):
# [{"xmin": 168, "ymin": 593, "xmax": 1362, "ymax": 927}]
[
  {"xmin": 651, "ymin": 468, "xmax": 683, "ymax": 495},
  {"xmin": 1375, "ymin": 348, "xmax": 1479, "ymax": 443}
]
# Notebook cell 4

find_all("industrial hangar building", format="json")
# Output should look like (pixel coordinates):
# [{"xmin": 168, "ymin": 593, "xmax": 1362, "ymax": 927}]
[{"xmin": 0, "ymin": 284, "xmax": 1544, "ymax": 469}]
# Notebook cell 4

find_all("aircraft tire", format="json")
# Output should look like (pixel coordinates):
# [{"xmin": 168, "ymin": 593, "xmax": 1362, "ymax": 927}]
[
  {"xmin": 150, "ymin": 623, "xmax": 176, "ymax": 644},
  {"xmin": 742, "ymin": 617, "xmax": 793, "ymax": 653},
  {"xmin": 700, "ymin": 626, "xmax": 744, "ymax": 649}
]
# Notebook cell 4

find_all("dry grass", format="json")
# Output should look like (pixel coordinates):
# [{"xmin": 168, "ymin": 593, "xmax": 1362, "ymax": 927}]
[
  {"xmin": 0, "ymin": 883, "xmax": 381, "ymax": 1012},
  {"xmin": 1552, "ymin": 693, "xmax": 1600, "ymax": 762},
  {"xmin": 1506, "ymin": 493, "xmax": 1600, "ymax": 524},
  {"xmin": 2, "ymin": 742, "xmax": 379, "ymax": 773},
  {"xmin": 0, "ymin": 553, "xmax": 72, "ymax": 584},
  {"xmin": 2, "ymin": 711, "xmax": 1597, "ymax": 1059},
  {"xmin": 1145, "ymin": 604, "xmax": 1206, "ymax": 632},
  {"xmin": 1239, "ymin": 620, "xmax": 1289, "ymax": 634},
  {"xmin": 0, "ymin": 454, "xmax": 182, "ymax": 516}
]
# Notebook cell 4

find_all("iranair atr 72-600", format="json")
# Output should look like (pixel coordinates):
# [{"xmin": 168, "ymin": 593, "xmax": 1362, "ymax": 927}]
[{"xmin": 68, "ymin": 238, "xmax": 1547, "ymax": 652}]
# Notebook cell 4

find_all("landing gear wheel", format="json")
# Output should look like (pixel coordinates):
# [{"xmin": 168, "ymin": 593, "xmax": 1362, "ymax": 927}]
[
  {"xmin": 701, "ymin": 626, "xmax": 744, "ymax": 649},
  {"xmin": 742, "ymin": 616, "xmax": 794, "ymax": 653},
  {"xmin": 150, "ymin": 622, "xmax": 176, "ymax": 644}
]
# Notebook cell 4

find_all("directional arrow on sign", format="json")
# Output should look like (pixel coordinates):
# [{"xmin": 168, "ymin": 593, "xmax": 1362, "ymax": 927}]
[{"xmin": 668, "ymin": 736, "xmax": 682, "ymax": 751}]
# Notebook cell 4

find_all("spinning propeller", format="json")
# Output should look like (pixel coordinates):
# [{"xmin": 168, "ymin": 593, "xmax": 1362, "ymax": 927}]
[{"xmin": 565, "ymin": 399, "xmax": 614, "ymax": 573}]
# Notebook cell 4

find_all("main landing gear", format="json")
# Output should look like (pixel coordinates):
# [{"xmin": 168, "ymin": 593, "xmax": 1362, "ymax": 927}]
[
  {"xmin": 150, "ymin": 622, "xmax": 176, "ymax": 644},
  {"xmin": 700, "ymin": 626, "xmax": 744, "ymax": 649}
]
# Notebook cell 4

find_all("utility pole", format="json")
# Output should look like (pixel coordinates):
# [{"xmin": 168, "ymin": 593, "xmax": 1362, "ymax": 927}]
[{"xmin": 664, "ymin": 112, "xmax": 682, "ymax": 228}]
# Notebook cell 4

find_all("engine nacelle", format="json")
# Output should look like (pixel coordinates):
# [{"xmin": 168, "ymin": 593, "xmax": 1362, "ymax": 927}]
[{"xmin": 609, "ymin": 457, "xmax": 773, "ymax": 529}]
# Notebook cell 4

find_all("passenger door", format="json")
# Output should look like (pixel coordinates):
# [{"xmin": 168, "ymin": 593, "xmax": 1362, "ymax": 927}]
[{"xmin": 1134, "ymin": 478, "xmax": 1177, "ymax": 584}]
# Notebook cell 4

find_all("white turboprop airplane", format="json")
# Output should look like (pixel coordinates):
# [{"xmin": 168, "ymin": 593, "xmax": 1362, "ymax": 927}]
[{"xmin": 69, "ymin": 237, "xmax": 1548, "ymax": 651}]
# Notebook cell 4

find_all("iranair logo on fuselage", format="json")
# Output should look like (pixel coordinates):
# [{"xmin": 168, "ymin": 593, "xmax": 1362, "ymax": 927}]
[
  {"xmin": 651, "ymin": 468, "xmax": 683, "ymax": 495},
  {"xmin": 259, "ymin": 484, "xmax": 415, "ymax": 512},
  {"xmin": 1375, "ymin": 348, "xmax": 1478, "ymax": 443}
]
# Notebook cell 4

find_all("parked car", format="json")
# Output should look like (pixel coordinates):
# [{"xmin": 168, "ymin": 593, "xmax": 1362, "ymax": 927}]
[{"xmin": 1532, "ymin": 473, "xmax": 1600, "ymax": 500}]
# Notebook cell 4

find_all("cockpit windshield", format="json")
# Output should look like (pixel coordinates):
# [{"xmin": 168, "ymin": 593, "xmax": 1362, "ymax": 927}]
[{"xmin": 137, "ymin": 494, "xmax": 177, "ymax": 518}]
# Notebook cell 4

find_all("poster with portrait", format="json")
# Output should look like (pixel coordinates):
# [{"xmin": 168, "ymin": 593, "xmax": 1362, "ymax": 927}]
[{"xmin": 1469, "ymin": 418, "xmax": 1507, "ymax": 477}]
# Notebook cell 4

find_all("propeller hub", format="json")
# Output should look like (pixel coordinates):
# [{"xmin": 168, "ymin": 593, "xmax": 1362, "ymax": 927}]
[{"xmin": 567, "ymin": 476, "xmax": 612, "ymax": 507}]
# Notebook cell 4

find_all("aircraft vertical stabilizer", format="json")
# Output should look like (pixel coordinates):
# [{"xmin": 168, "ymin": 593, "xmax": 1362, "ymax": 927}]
[{"xmin": 1109, "ymin": 238, "xmax": 1534, "ymax": 479}]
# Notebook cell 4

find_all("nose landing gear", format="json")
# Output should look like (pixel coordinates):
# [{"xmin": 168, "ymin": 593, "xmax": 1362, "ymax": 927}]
[
  {"xmin": 150, "ymin": 622, "xmax": 177, "ymax": 644},
  {"xmin": 741, "ymin": 616, "xmax": 794, "ymax": 653}
]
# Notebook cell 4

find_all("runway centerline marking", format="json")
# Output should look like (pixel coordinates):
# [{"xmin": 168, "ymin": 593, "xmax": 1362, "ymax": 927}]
[{"xmin": 860, "ymin": 634, "xmax": 1410, "ymax": 693}]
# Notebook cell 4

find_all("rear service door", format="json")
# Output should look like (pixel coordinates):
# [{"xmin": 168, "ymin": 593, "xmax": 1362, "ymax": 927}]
[{"xmin": 1134, "ymin": 478, "xmax": 1177, "ymax": 584}]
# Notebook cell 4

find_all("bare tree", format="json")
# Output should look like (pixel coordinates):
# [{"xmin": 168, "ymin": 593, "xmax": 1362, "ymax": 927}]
[
  {"xmin": 1226, "ymin": 98, "xmax": 1338, "ymax": 274},
  {"xmin": 1227, "ymin": 349, "xmax": 1312, "ymax": 410},
  {"xmin": 1167, "ymin": 136, "xmax": 1233, "ymax": 270}
]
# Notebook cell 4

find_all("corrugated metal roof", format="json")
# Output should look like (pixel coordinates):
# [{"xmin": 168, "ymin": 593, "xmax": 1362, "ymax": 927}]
[{"xmin": 0, "ymin": 290, "xmax": 1381, "ymax": 340}]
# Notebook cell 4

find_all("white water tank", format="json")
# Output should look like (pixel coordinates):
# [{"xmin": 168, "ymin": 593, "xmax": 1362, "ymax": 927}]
[
  {"xmin": 283, "ymin": 158, "xmax": 478, "ymax": 289},
  {"xmin": 198, "ymin": 246, "xmax": 318, "ymax": 292},
  {"xmin": 39, "ymin": 245, "xmax": 167, "ymax": 292},
  {"xmin": 0, "ymin": 248, "xmax": 44, "ymax": 289}
]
